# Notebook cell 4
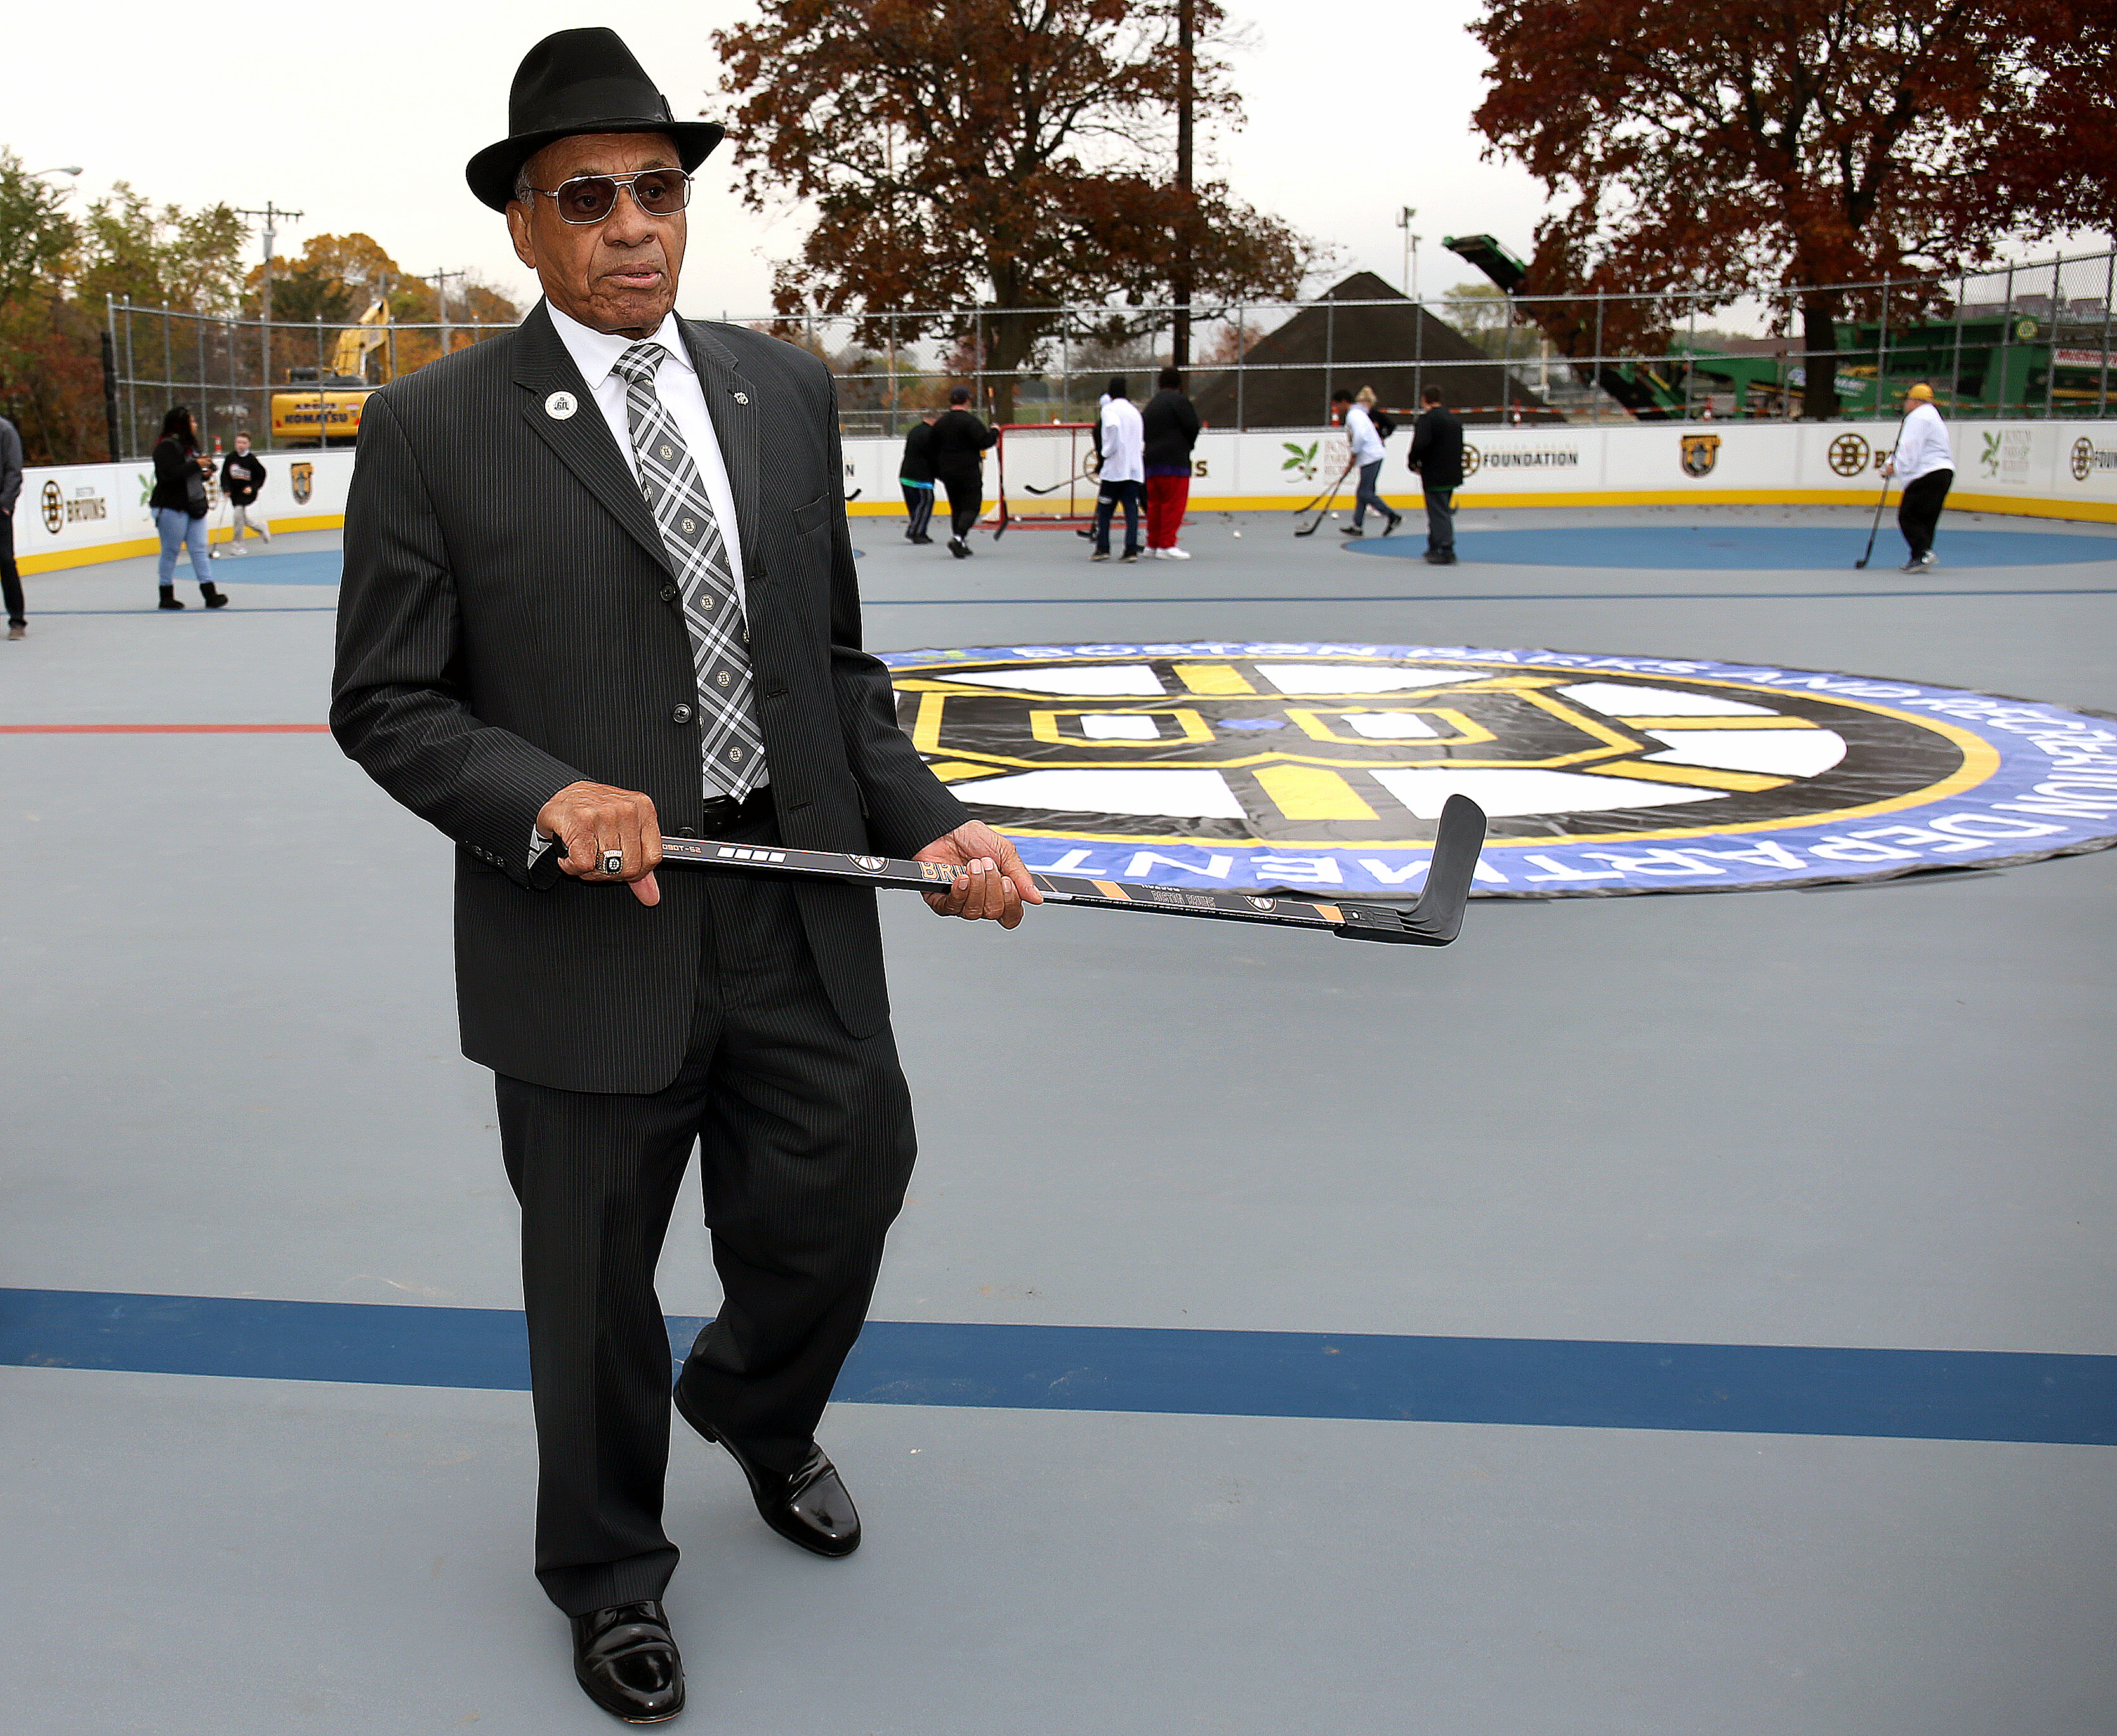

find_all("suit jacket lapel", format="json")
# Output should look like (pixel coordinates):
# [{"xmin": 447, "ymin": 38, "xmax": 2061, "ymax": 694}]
[
  {"xmin": 680, "ymin": 319, "xmax": 766, "ymax": 591},
  {"xmin": 510, "ymin": 302, "xmax": 672, "ymax": 575}
]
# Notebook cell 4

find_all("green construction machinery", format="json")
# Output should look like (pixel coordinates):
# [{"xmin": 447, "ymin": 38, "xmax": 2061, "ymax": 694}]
[{"xmin": 1441, "ymin": 235, "xmax": 2114, "ymax": 419}]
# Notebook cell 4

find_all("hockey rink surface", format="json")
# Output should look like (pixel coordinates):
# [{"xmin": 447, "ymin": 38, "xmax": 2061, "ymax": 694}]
[{"xmin": 3, "ymin": 502, "xmax": 2113, "ymax": 1733}]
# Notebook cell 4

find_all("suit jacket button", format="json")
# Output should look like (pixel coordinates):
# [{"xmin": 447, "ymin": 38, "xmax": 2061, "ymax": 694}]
[
  {"xmin": 659, "ymin": 584, "xmax": 678, "ymax": 602},
  {"xmin": 671, "ymin": 703, "xmax": 694, "ymax": 724}
]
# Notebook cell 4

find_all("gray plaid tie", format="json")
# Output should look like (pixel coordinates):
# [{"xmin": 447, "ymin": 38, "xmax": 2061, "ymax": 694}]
[{"xmin": 610, "ymin": 342, "xmax": 765, "ymax": 799}]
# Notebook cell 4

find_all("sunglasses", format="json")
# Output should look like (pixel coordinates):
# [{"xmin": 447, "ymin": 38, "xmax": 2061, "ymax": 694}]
[{"xmin": 527, "ymin": 169, "xmax": 692, "ymax": 225}]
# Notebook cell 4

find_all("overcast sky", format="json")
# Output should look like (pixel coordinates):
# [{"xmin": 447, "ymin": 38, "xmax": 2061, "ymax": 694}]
[
  {"xmin": 11, "ymin": 0, "xmax": 1558, "ymax": 319},
  {"xmin": 11, "ymin": 0, "xmax": 2105, "ymax": 325}
]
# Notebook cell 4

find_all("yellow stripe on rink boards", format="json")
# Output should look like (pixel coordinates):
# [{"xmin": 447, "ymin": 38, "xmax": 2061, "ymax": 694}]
[{"xmin": 1254, "ymin": 765, "xmax": 1378, "ymax": 820}]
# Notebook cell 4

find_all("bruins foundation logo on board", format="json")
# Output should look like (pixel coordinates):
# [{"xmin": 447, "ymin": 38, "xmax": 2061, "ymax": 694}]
[
  {"xmin": 291, "ymin": 462, "xmax": 313, "ymax": 505},
  {"xmin": 1460, "ymin": 443, "xmax": 1482, "ymax": 478},
  {"xmin": 41, "ymin": 479, "xmax": 64, "ymax": 534},
  {"xmin": 1679, "ymin": 433, "xmax": 1722, "ymax": 477},
  {"xmin": 1827, "ymin": 433, "xmax": 1870, "ymax": 477},
  {"xmin": 885, "ymin": 642, "xmax": 2117, "ymax": 898}
]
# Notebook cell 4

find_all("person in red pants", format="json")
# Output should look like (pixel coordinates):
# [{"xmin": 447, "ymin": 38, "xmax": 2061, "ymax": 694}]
[{"xmin": 1141, "ymin": 366, "xmax": 1201, "ymax": 559}]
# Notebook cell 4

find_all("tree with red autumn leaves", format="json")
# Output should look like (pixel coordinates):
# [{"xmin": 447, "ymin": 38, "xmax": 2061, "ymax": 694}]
[
  {"xmin": 710, "ymin": 0, "xmax": 1310, "ymax": 423},
  {"xmin": 1471, "ymin": 0, "xmax": 2117, "ymax": 418}
]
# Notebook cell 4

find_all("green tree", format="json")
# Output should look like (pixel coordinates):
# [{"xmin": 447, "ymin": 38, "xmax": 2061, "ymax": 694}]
[
  {"xmin": 711, "ymin": 0, "xmax": 1312, "ymax": 423},
  {"xmin": 0, "ymin": 150, "xmax": 93, "ymax": 461},
  {"xmin": 0, "ymin": 150, "xmax": 76, "ymax": 306},
  {"xmin": 76, "ymin": 182, "xmax": 246, "ymax": 313}
]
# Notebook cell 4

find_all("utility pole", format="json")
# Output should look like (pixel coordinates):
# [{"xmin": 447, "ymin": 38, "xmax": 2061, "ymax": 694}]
[
  {"xmin": 234, "ymin": 201, "xmax": 301, "ymax": 446},
  {"xmin": 1395, "ymin": 207, "xmax": 1420, "ymax": 300},
  {"xmin": 1172, "ymin": 0, "xmax": 1194, "ymax": 371},
  {"xmin": 425, "ymin": 268, "xmax": 466, "ymax": 363}
]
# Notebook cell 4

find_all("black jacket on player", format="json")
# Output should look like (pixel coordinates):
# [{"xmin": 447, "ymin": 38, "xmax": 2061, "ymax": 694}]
[
  {"xmin": 1408, "ymin": 404, "xmax": 1465, "ymax": 489},
  {"xmin": 897, "ymin": 419, "xmax": 937, "ymax": 484},
  {"xmin": 1140, "ymin": 388, "xmax": 1201, "ymax": 469},
  {"xmin": 221, "ymin": 450, "xmax": 267, "ymax": 503},
  {"xmin": 927, "ymin": 407, "xmax": 996, "ymax": 479}
]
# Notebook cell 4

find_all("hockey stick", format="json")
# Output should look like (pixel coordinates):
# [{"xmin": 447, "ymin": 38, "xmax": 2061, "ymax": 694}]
[
  {"xmin": 1024, "ymin": 473, "xmax": 1089, "ymax": 496},
  {"xmin": 652, "ymin": 793, "xmax": 1486, "ymax": 947},
  {"xmin": 1293, "ymin": 461, "xmax": 1356, "ymax": 537},
  {"xmin": 1854, "ymin": 412, "xmax": 1908, "ymax": 569}
]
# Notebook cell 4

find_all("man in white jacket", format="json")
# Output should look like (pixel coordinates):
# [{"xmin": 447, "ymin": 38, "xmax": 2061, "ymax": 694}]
[
  {"xmin": 1090, "ymin": 376, "xmax": 1145, "ymax": 562},
  {"xmin": 1881, "ymin": 382, "xmax": 1954, "ymax": 572},
  {"xmin": 1331, "ymin": 387, "xmax": 1401, "ymax": 537}
]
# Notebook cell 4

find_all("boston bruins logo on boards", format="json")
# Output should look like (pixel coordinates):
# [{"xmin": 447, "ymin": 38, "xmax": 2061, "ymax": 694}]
[
  {"xmin": 884, "ymin": 641, "xmax": 2117, "ymax": 897},
  {"xmin": 1827, "ymin": 433, "xmax": 1870, "ymax": 477}
]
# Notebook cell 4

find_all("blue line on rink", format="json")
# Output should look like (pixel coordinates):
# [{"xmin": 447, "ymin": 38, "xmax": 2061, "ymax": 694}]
[
  {"xmin": 4, "ymin": 1289, "xmax": 2112, "ymax": 1445},
  {"xmin": 1342, "ymin": 525, "xmax": 2117, "ymax": 569}
]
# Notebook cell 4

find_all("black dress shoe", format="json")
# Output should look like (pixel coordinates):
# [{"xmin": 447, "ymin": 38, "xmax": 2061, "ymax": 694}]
[
  {"xmin": 674, "ymin": 1386, "xmax": 861, "ymax": 1557},
  {"xmin": 570, "ymin": 1601, "xmax": 683, "ymax": 1725}
]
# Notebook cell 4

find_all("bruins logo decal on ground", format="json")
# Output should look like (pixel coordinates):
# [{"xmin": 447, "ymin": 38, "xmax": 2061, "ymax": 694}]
[{"xmin": 886, "ymin": 642, "xmax": 2117, "ymax": 896}]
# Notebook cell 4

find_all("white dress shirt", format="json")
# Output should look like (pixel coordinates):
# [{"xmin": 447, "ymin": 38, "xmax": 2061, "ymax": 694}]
[
  {"xmin": 546, "ymin": 301, "xmax": 749, "ymax": 611},
  {"xmin": 1345, "ymin": 403, "xmax": 1386, "ymax": 466},
  {"xmin": 1891, "ymin": 401, "xmax": 1953, "ymax": 485},
  {"xmin": 531, "ymin": 303, "xmax": 763, "ymax": 857},
  {"xmin": 1098, "ymin": 397, "xmax": 1145, "ymax": 483}
]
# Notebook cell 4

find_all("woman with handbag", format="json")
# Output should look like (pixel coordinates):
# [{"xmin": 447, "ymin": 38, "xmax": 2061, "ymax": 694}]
[{"xmin": 149, "ymin": 407, "xmax": 227, "ymax": 610}]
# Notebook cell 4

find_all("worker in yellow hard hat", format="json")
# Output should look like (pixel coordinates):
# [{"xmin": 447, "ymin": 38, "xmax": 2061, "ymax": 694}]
[{"xmin": 1880, "ymin": 381, "xmax": 1953, "ymax": 572}]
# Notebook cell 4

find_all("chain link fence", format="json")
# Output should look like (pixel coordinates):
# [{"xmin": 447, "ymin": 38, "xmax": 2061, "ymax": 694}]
[{"xmin": 106, "ymin": 244, "xmax": 2116, "ymax": 457}]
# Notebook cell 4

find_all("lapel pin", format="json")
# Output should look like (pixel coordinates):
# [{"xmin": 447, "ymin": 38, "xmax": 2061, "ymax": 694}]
[
  {"xmin": 733, "ymin": 391, "xmax": 749, "ymax": 405},
  {"xmin": 544, "ymin": 391, "xmax": 578, "ymax": 420}
]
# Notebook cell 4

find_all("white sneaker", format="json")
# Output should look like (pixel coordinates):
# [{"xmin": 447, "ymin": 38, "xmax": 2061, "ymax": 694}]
[
  {"xmin": 1141, "ymin": 546, "xmax": 1163, "ymax": 559},
  {"xmin": 1162, "ymin": 546, "xmax": 1191, "ymax": 560}
]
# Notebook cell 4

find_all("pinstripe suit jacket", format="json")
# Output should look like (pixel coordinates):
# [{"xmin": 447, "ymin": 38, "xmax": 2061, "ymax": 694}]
[{"xmin": 331, "ymin": 301, "xmax": 967, "ymax": 1093}]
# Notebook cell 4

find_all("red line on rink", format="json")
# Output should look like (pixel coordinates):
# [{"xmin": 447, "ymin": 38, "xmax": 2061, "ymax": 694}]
[{"xmin": 0, "ymin": 723, "xmax": 331, "ymax": 734}]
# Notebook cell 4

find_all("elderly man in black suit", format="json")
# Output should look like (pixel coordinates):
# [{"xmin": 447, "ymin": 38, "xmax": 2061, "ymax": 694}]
[{"xmin": 331, "ymin": 27, "xmax": 1040, "ymax": 1724}]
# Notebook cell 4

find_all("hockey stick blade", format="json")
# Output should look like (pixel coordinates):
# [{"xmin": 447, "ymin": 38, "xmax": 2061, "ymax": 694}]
[
  {"xmin": 652, "ymin": 804, "xmax": 1486, "ymax": 949},
  {"xmin": 1294, "ymin": 461, "xmax": 1356, "ymax": 537},
  {"xmin": 1024, "ymin": 473, "xmax": 1088, "ymax": 496}
]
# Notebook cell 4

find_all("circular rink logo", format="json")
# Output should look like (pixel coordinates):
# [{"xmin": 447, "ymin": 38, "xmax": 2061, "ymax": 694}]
[{"xmin": 885, "ymin": 642, "xmax": 2117, "ymax": 897}]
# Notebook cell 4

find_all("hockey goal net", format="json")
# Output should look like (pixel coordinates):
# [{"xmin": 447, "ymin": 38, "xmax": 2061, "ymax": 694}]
[{"xmin": 983, "ymin": 422, "xmax": 1098, "ymax": 532}]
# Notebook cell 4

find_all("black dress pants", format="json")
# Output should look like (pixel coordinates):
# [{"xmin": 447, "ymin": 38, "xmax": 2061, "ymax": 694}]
[
  {"xmin": 495, "ymin": 806, "xmax": 917, "ymax": 1616},
  {"xmin": 1897, "ymin": 468, "xmax": 1952, "ymax": 559},
  {"xmin": 937, "ymin": 467, "xmax": 983, "ymax": 539}
]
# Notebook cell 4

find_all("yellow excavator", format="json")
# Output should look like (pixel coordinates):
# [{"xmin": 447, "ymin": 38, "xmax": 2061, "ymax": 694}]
[{"xmin": 270, "ymin": 298, "xmax": 392, "ymax": 446}]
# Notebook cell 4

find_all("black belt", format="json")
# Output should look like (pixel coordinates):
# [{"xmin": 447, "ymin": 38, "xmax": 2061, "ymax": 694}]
[{"xmin": 689, "ymin": 785, "xmax": 774, "ymax": 836}]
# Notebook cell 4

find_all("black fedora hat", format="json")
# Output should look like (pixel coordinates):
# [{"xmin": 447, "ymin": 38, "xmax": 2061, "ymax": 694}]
[{"xmin": 465, "ymin": 27, "xmax": 725, "ymax": 212}]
